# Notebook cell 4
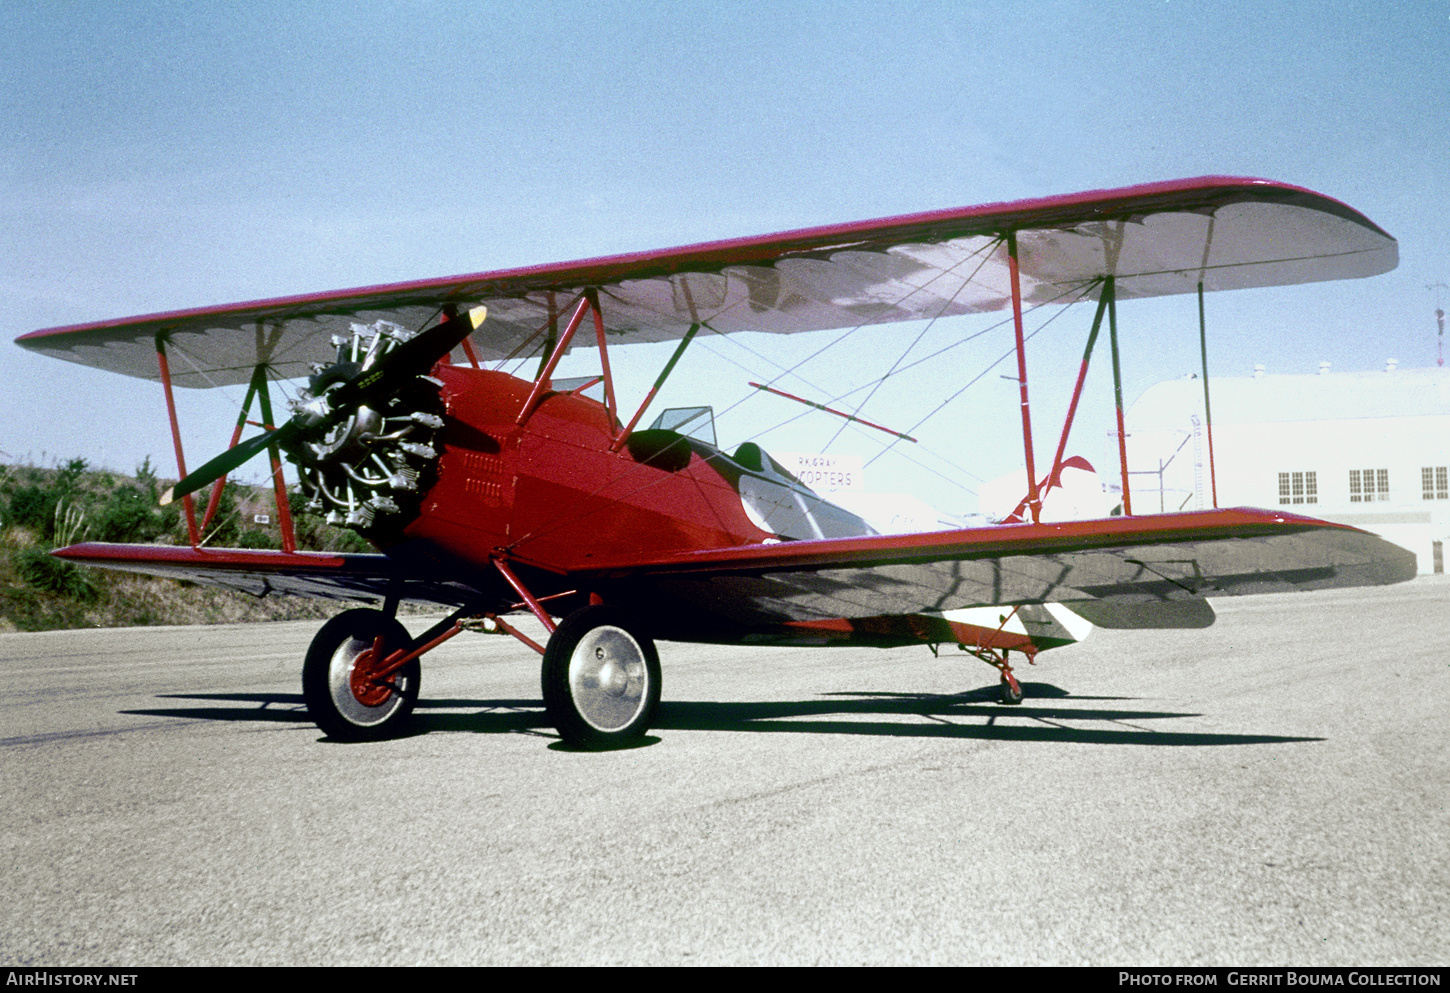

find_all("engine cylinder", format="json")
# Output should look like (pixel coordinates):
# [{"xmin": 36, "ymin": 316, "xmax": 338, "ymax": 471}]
[{"xmin": 293, "ymin": 322, "xmax": 443, "ymax": 537}]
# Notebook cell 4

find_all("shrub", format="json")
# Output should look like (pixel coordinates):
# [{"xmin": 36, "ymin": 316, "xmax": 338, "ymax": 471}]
[
  {"xmin": 16, "ymin": 547, "xmax": 97, "ymax": 601},
  {"xmin": 6, "ymin": 485, "xmax": 57, "ymax": 538},
  {"xmin": 237, "ymin": 529, "xmax": 276, "ymax": 550},
  {"xmin": 93, "ymin": 485, "xmax": 166, "ymax": 543}
]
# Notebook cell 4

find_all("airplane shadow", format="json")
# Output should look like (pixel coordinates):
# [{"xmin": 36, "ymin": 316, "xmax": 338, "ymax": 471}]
[{"xmin": 132, "ymin": 682, "xmax": 1322, "ymax": 747}]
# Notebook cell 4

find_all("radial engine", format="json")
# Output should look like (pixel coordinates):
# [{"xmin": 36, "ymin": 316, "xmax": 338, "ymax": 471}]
[{"xmin": 292, "ymin": 321, "xmax": 444, "ymax": 535}]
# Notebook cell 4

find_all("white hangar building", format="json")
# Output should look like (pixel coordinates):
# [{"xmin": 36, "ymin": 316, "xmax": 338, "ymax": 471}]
[{"xmin": 1120, "ymin": 362, "xmax": 1450, "ymax": 574}]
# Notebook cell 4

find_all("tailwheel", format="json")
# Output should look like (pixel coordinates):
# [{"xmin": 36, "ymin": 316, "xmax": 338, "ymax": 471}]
[
  {"xmin": 999, "ymin": 670, "xmax": 1024, "ymax": 706},
  {"xmin": 302, "ymin": 608, "xmax": 420, "ymax": 741},
  {"xmin": 957, "ymin": 642, "xmax": 1029, "ymax": 706},
  {"xmin": 542, "ymin": 605, "xmax": 661, "ymax": 749}
]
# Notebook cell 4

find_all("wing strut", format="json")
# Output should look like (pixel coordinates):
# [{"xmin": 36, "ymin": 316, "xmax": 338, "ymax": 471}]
[
  {"xmin": 155, "ymin": 335, "xmax": 201, "ymax": 547},
  {"xmin": 192, "ymin": 362, "xmax": 298, "ymax": 551},
  {"xmin": 1198, "ymin": 282, "xmax": 1219, "ymax": 508},
  {"xmin": 1003, "ymin": 280, "xmax": 1110, "ymax": 523},
  {"xmin": 252, "ymin": 368, "xmax": 297, "ymax": 553},
  {"xmin": 586, "ymin": 288, "xmax": 621, "ymax": 430},
  {"xmin": 517, "ymin": 289, "xmax": 635, "ymax": 448},
  {"xmin": 535, "ymin": 292, "xmax": 561, "ymax": 380},
  {"xmin": 1000, "ymin": 270, "xmax": 1215, "ymax": 521},
  {"xmin": 1007, "ymin": 231, "xmax": 1041, "ymax": 522},
  {"xmin": 199, "ymin": 365, "xmax": 264, "ymax": 536},
  {"xmin": 1106, "ymin": 276, "xmax": 1133, "ymax": 515},
  {"xmin": 611, "ymin": 322, "xmax": 701, "ymax": 451},
  {"xmin": 155, "ymin": 347, "xmax": 301, "ymax": 552},
  {"xmin": 517, "ymin": 294, "xmax": 592, "ymax": 427}
]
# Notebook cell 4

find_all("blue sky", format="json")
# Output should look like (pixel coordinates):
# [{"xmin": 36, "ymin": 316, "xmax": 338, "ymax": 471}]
[{"xmin": 4, "ymin": 1, "xmax": 1448, "ymax": 513}]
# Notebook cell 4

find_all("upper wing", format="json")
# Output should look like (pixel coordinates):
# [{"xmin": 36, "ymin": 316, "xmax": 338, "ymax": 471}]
[
  {"xmin": 16, "ymin": 177, "xmax": 1396, "ymax": 388},
  {"xmin": 574, "ymin": 508, "xmax": 1416, "ymax": 630},
  {"xmin": 49, "ymin": 543, "xmax": 482, "ymax": 608}
]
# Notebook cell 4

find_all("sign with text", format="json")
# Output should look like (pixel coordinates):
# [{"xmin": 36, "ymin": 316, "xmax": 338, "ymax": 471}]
[{"xmin": 775, "ymin": 452, "xmax": 864, "ymax": 491}]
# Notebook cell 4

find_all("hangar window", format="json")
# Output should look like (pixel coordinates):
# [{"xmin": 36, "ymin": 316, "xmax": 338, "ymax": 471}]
[
  {"xmin": 1277, "ymin": 471, "xmax": 1317, "ymax": 505},
  {"xmin": 1350, "ymin": 468, "xmax": 1390, "ymax": 502},
  {"xmin": 1423, "ymin": 466, "xmax": 1449, "ymax": 500}
]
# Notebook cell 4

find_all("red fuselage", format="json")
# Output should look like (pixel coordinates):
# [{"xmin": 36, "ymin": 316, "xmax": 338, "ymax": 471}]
[
  {"xmin": 392, "ymin": 365, "xmax": 1032, "ymax": 653},
  {"xmin": 401, "ymin": 365, "xmax": 771, "ymax": 575}
]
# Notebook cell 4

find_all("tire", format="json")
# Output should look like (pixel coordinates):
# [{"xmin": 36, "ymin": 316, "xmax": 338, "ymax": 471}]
[
  {"xmin": 542, "ymin": 605, "xmax": 661, "ymax": 748},
  {"xmin": 999, "ymin": 676, "xmax": 1024, "ymax": 706},
  {"xmin": 302, "ymin": 608, "xmax": 420, "ymax": 741}
]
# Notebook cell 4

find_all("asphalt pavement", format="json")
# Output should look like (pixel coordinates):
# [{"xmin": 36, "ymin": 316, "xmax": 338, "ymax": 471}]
[{"xmin": 2, "ymin": 578, "xmax": 1446, "ymax": 965}]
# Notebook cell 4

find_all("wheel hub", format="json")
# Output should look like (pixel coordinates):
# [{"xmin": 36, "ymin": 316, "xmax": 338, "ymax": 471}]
[
  {"xmin": 596, "ymin": 658, "xmax": 629, "ymax": 697},
  {"xmin": 348, "ymin": 647, "xmax": 394, "ymax": 707},
  {"xmin": 569, "ymin": 627, "xmax": 647, "ymax": 731}
]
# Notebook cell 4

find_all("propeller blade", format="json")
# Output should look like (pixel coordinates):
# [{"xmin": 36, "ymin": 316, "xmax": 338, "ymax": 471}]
[
  {"xmin": 160, "ymin": 423, "xmax": 297, "ymax": 506},
  {"xmin": 159, "ymin": 307, "xmax": 484, "ymax": 507},
  {"xmin": 332, "ymin": 305, "xmax": 486, "ymax": 410}
]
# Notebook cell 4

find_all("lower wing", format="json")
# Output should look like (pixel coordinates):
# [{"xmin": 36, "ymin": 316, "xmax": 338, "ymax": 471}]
[
  {"xmin": 49, "ymin": 543, "xmax": 479, "ymax": 608},
  {"xmin": 577, "ymin": 507, "xmax": 1416, "ymax": 633},
  {"xmin": 53, "ymin": 508, "xmax": 1414, "ymax": 645}
]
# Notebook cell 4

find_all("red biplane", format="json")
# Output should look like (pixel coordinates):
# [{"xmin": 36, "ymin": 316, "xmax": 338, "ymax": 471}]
[{"xmin": 16, "ymin": 177, "xmax": 1415, "ymax": 746}]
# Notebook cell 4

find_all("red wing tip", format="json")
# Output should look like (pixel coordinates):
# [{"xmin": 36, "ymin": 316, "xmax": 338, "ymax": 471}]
[{"xmin": 50, "ymin": 541, "xmax": 354, "ymax": 566}]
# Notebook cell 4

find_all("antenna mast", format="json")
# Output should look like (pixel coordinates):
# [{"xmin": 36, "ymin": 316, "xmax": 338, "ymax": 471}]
[{"xmin": 1430, "ymin": 283, "xmax": 1448, "ymax": 367}]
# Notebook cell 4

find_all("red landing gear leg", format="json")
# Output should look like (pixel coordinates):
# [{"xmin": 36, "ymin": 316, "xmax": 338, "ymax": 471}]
[
  {"xmin": 953, "ymin": 606, "xmax": 1037, "ymax": 705},
  {"xmin": 957, "ymin": 644, "xmax": 1035, "ymax": 706},
  {"xmin": 302, "ymin": 608, "xmax": 420, "ymax": 741},
  {"xmin": 301, "ymin": 605, "xmax": 484, "ymax": 741},
  {"xmin": 490, "ymin": 559, "xmax": 661, "ymax": 748},
  {"xmin": 988, "ymin": 651, "xmax": 1025, "ymax": 706}
]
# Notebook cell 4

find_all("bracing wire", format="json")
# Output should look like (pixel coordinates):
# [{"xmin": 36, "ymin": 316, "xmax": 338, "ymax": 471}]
[{"xmin": 863, "ymin": 281, "xmax": 1099, "ymax": 473}]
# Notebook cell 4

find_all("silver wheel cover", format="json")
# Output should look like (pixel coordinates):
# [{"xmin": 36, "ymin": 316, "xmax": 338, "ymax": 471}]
[
  {"xmin": 329, "ymin": 635, "xmax": 409, "ymax": 727},
  {"xmin": 568, "ymin": 625, "xmax": 649, "ymax": 732}
]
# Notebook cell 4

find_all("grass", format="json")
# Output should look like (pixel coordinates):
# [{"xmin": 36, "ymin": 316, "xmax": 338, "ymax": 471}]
[{"xmin": 0, "ymin": 458, "xmax": 374, "ymax": 633}]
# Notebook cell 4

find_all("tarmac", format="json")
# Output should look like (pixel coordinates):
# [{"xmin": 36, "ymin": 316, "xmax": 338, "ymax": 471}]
[{"xmin": 1, "ymin": 577, "xmax": 1446, "ymax": 965}]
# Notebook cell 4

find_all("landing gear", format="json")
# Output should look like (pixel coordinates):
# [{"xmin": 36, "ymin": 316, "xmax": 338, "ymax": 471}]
[
  {"xmin": 999, "ymin": 671, "xmax": 1024, "ymax": 705},
  {"xmin": 542, "ymin": 605, "xmax": 661, "ymax": 748},
  {"xmin": 302, "ymin": 608, "xmax": 420, "ymax": 741},
  {"xmin": 957, "ymin": 641, "xmax": 1030, "ymax": 705}
]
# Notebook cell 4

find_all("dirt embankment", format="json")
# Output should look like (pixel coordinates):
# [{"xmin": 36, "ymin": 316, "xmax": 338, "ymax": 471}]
[{"xmin": 1, "ymin": 459, "xmax": 370, "ymax": 632}]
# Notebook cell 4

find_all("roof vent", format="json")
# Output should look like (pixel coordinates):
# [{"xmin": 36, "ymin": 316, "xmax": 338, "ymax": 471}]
[
  {"xmin": 1318, "ymin": 361, "xmax": 1331, "ymax": 375},
  {"xmin": 1252, "ymin": 363, "xmax": 1266, "ymax": 379},
  {"xmin": 1386, "ymin": 358, "xmax": 1398, "ymax": 372}
]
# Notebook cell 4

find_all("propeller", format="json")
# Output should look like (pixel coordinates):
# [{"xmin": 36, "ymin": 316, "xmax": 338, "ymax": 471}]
[{"xmin": 160, "ymin": 306, "xmax": 485, "ymax": 506}]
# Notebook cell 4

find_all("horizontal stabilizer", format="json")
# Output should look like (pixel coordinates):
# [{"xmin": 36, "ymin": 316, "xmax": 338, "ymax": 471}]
[{"xmin": 1060, "ymin": 598, "xmax": 1216, "ymax": 629}]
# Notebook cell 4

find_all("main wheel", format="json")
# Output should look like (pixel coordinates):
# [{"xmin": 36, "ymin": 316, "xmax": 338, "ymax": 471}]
[
  {"xmin": 542, "ymin": 605, "xmax": 661, "ymax": 748},
  {"xmin": 302, "ymin": 608, "xmax": 420, "ymax": 741}
]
